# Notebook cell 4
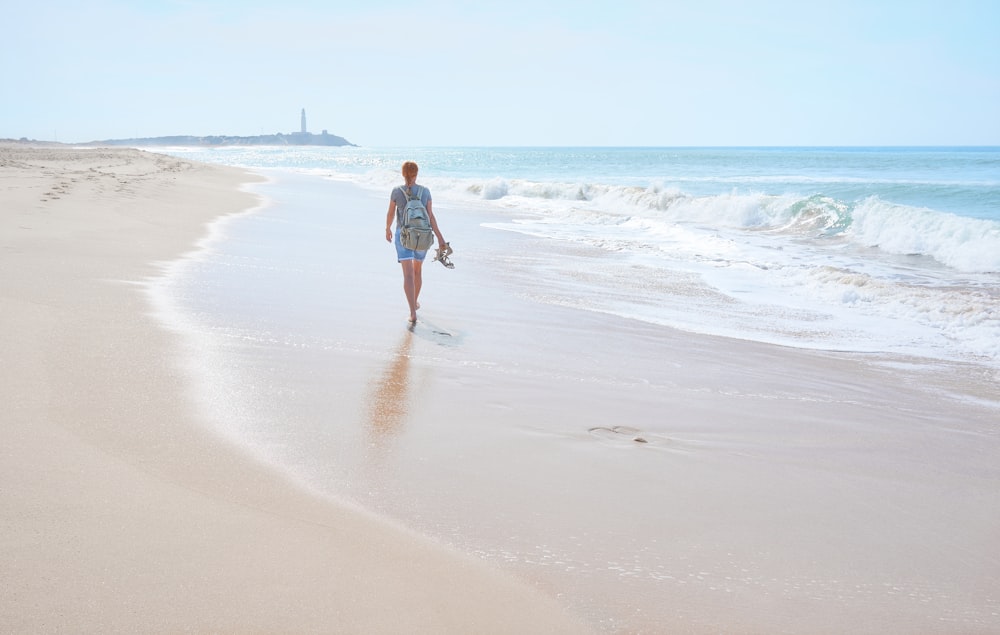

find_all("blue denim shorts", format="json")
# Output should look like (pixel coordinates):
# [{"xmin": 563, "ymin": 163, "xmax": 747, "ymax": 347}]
[{"xmin": 395, "ymin": 229, "xmax": 428, "ymax": 262}]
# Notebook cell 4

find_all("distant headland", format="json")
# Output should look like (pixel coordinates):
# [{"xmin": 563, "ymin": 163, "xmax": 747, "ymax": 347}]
[
  {"xmin": 5, "ymin": 109, "xmax": 356, "ymax": 148},
  {"xmin": 87, "ymin": 130, "xmax": 355, "ymax": 148},
  {"xmin": 89, "ymin": 109, "xmax": 354, "ymax": 147}
]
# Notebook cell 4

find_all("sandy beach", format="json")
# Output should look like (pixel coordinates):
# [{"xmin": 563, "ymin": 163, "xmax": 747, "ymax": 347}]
[
  {"xmin": 3, "ymin": 145, "xmax": 998, "ymax": 635},
  {"xmin": 0, "ymin": 145, "xmax": 591, "ymax": 634}
]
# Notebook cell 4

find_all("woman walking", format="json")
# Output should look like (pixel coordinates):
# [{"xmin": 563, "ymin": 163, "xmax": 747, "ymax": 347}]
[{"xmin": 385, "ymin": 161, "xmax": 447, "ymax": 324}]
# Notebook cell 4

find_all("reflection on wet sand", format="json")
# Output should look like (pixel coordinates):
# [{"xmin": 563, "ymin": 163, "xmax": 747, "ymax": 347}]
[{"xmin": 365, "ymin": 330, "xmax": 414, "ymax": 452}]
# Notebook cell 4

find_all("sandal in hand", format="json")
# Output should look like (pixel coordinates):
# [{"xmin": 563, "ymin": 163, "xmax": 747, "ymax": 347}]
[{"xmin": 433, "ymin": 242, "xmax": 455, "ymax": 269}]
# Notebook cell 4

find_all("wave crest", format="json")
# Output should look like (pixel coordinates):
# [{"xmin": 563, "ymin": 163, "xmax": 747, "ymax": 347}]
[
  {"xmin": 446, "ymin": 176, "xmax": 1000, "ymax": 273},
  {"xmin": 849, "ymin": 197, "xmax": 1000, "ymax": 272}
]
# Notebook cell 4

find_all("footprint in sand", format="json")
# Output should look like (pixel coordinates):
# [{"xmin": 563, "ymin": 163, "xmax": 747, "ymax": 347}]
[{"xmin": 588, "ymin": 425, "xmax": 650, "ymax": 444}]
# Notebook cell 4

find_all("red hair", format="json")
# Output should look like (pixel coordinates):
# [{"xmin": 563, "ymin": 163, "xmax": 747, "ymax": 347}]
[{"xmin": 402, "ymin": 161, "xmax": 419, "ymax": 183}]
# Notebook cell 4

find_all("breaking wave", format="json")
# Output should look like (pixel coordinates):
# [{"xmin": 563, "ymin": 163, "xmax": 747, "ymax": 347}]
[{"xmin": 444, "ymin": 177, "xmax": 1000, "ymax": 274}]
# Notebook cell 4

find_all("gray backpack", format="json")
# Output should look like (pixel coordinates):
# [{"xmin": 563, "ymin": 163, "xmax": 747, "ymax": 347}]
[{"xmin": 399, "ymin": 185, "xmax": 435, "ymax": 250}]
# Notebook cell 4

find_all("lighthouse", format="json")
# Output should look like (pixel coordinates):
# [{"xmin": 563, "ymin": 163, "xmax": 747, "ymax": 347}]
[{"xmin": 301, "ymin": 108, "xmax": 307, "ymax": 134}]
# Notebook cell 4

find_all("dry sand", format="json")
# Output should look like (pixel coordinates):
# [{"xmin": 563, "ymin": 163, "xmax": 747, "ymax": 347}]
[{"xmin": 0, "ymin": 145, "xmax": 592, "ymax": 634}]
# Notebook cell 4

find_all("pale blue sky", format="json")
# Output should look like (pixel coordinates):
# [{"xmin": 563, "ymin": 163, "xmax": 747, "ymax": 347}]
[{"xmin": 2, "ymin": 0, "xmax": 998, "ymax": 146}]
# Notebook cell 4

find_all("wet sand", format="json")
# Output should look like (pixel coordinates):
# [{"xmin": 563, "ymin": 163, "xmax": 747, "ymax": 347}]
[{"xmin": 155, "ymin": 169, "xmax": 1000, "ymax": 634}]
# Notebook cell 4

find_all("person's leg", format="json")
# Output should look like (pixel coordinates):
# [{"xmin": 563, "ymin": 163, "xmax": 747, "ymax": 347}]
[
  {"xmin": 412, "ymin": 260, "xmax": 424, "ymax": 310},
  {"xmin": 400, "ymin": 260, "xmax": 418, "ymax": 322}
]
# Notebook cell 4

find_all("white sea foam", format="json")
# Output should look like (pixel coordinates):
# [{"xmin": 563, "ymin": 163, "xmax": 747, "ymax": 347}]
[
  {"xmin": 849, "ymin": 197, "xmax": 1000, "ymax": 272},
  {"xmin": 465, "ymin": 183, "xmax": 999, "ymax": 365},
  {"xmin": 429, "ymin": 177, "xmax": 1000, "ymax": 274}
]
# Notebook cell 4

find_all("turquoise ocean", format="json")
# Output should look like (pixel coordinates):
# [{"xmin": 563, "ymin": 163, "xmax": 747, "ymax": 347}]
[{"xmin": 164, "ymin": 146, "xmax": 1000, "ymax": 369}]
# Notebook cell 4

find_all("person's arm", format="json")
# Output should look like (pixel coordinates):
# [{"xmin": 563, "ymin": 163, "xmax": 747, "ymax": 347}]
[
  {"xmin": 385, "ymin": 199, "xmax": 396, "ymax": 242},
  {"xmin": 426, "ymin": 199, "xmax": 446, "ymax": 246}
]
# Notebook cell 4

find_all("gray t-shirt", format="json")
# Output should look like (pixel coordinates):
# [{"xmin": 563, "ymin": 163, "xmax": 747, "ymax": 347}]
[{"xmin": 392, "ymin": 184, "xmax": 432, "ymax": 227}]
